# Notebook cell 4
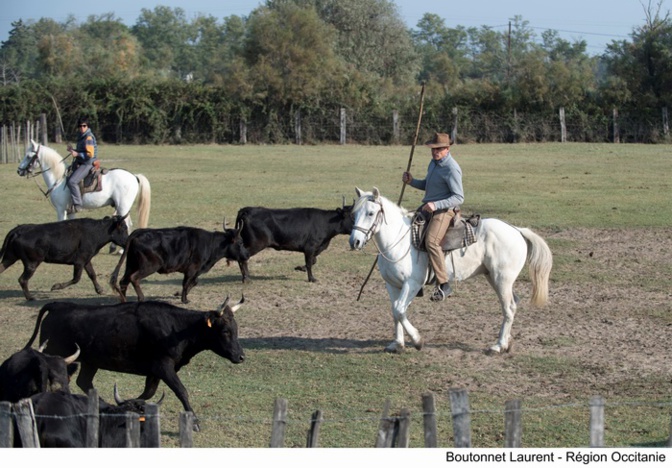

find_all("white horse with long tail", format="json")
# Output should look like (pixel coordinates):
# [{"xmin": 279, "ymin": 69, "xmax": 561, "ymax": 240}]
[
  {"xmin": 17, "ymin": 140, "xmax": 151, "ymax": 231},
  {"xmin": 349, "ymin": 187, "xmax": 552, "ymax": 354}
]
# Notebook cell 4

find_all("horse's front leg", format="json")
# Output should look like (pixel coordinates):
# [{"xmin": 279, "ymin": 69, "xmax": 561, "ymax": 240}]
[{"xmin": 385, "ymin": 282, "xmax": 423, "ymax": 353}]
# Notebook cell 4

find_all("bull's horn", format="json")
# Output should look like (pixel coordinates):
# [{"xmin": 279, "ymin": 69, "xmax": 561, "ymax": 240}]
[
  {"xmin": 38, "ymin": 340, "xmax": 49, "ymax": 352},
  {"xmin": 231, "ymin": 295, "xmax": 245, "ymax": 313},
  {"xmin": 216, "ymin": 295, "xmax": 231, "ymax": 316},
  {"xmin": 114, "ymin": 382, "xmax": 124, "ymax": 404},
  {"xmin": 223, "ymin": 216, "xmax": 227, "ymax": 229},
  {"xmin": 342, "ymin": 195, "xmax": 346, "ymax": 208},
  {"xmin": 155, "ymin": 391, "xmax": 166, "ymax": 405},
  {"xmin": 63, "ymin": 344, "xmax": 80, "ymax": 364}
]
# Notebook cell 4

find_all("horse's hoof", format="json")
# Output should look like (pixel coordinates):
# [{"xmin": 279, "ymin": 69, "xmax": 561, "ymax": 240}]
[
  {"xmin": 414, "ymin": 338, "xmax": 425, "ymax": 351},
  {"xmin": 384, "ymin": 343, "xmax": 404, "ymax": 354}
]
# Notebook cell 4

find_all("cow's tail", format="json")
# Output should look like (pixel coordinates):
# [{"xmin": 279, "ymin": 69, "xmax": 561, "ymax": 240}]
[
  {"xmin": 0, "ymin": 227, "xmax": 18, "ymax": 274},
  {"xmin": 135, "ymin": 174, "xmax": 151, "ymax": 229},
  {"xmin": 109, "ymin": 238, "xmax": 131, "ymax": 300},
  {"xmin": 24, "ymin": 304, "xmax": 52, "ymax": 349}
]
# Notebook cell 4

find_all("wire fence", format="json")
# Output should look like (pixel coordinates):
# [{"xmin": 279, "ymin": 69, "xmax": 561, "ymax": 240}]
[{"xmin": 3, "ymin": 389, "xmax": 671, "ymax": 448}]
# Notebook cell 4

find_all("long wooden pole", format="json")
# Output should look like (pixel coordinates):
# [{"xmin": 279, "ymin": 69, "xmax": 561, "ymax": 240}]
[{"xmin": 356, "ymin": 82, "xmax": 426, "ymax": 301}]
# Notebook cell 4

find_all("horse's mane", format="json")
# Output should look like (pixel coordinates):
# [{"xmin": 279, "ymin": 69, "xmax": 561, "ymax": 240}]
[{"xmin": 40, "ymin": 145, "xmax": 67, "ymax": 180}]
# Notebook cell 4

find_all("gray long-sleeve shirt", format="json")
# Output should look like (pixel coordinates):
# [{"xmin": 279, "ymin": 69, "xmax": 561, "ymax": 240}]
[{"xmin": 409, "ymin": 153, "xmax": 464, "ymax": 211}]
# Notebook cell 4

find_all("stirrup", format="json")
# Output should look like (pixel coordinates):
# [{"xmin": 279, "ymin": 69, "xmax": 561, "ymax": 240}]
[{"xmin": 430, "ymin": 283, "xmax": 452, "ymax": 302}]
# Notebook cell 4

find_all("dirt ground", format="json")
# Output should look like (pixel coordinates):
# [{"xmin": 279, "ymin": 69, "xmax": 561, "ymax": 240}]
[{"xmin": 239, "ymin": 227, "xmax": 672, "ymax": 401}]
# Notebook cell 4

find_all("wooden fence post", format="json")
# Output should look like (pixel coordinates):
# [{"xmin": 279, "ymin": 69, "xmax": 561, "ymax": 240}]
[
  {"xmin": 270, "ymin": 397, "xmax": 288, "ymax": 447},
  {"xmin": 294, "ymin": 110, "xmax": 302, "ymax": 145},
  {"xmin": 124, "ymin": 412, "xmax": 141, "ymax": 448},
  {"xmin": 668, "ymin": 414, "xmax": 672, "ymax": 447},
  {"xmin": 392, "ymin": 110, "xmax": 400, "ymax": 144},
  {"xmin": 449, "ymin": 388, "xmax": 471, "ymax": 448},
  {"xmin": 505, "ymin": 399, "xmax": 522, "ymax": 448},
  {"xmin": 663, "ymin": 107, "xmax": 669, "ymax": 137},
  {"xmin": 14, "ymin": 399, "xmax": 39, "ymax": 448},
  {"xmin": 306, "ymin": 409, "xmax": 323, "ymax": 448},
  {"xmin": 613, "ymin": 108, "xmax": 619, "ymax": 143},
  {"xmin": 559, "ymin": 107, "xmax": 567, "ymax": 142},
  {"xmin": 86, "ymin": 388, "xmax": 100, "ymax": 447},
  {"xmin": 397, "ymin": 408, "xmax": 411, "ymax": 448},
  {"xmin": 451, "ymin": 107, "xmax": 458, "ymax": 145},
  {"xmin": 239, "ymin": 119, "xmax": 247, "ymax": 144},
  {"xmin": 339, "ymin": 108, "xmax": 346, "ymax": 145},
  {"xmin": 375, "ymin": 399, "xmax": 394, "ymax": 448},
  {"xmin": 143, "ymin": 403, "xmax": 161, "ymax": 448},
  {"xmin": 179, "ymin": 412, "xmax": 194, "ymax": 448},
  {"xmin": 0, "ymin": 401, "xmax": 13, "ymax": 447},
  {"xmin": 589, "ymin": 396, "xmax": 605, "ymax": 448},
  {"xmin": 422, "ymin": 393, "xmax": 437, "ymax": 447}
]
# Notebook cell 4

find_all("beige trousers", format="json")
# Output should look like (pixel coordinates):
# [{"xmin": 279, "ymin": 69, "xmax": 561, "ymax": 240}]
[{"xmin": 425, "ymin": 209, "xmax": 455, "ymax": 285}]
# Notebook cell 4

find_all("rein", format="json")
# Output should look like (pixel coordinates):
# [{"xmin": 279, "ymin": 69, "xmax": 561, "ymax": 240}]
[{"xmin": 22, "ymin": 144, "xmax": 70, "ymax": 200}]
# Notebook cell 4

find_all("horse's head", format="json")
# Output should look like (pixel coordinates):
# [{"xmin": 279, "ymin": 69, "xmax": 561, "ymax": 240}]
[
  {"xmin": 349, "ymin": 187, "xmax": 385, "ymax": 251},
  {"xmin": 17, "ymin": 139, "xmax": 42, "ymax": 177}
]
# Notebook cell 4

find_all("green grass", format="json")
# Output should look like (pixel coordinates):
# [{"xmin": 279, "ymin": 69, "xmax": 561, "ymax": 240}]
[{"xmin": 0, "ymin": 142, "xmax": 671, "ymax": 448}]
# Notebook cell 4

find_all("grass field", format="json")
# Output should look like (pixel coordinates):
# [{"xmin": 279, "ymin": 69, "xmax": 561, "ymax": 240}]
[{"xmin": 0, "ymin": 142, "xmax": 670, "ymax": 448}]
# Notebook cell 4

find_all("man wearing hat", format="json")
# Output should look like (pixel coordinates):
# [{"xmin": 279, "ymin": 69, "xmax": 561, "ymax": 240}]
[{"xmin": 402, "ymin": 132, "xmax": 464, "ymax": 301}]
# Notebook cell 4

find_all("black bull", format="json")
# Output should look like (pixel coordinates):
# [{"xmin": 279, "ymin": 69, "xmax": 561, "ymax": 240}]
[
  {"xmin": 24, "ymin": 297, "xmax": 245, "ymax": 431},
  {"xmin": 110, "ymin": 225, "xmax": 249, "ymax": 303},
  {"xmin": 234, "ymin": 203, "xmax": 354, "ymax": 282},
  {"xmin": 0, "ymin": 344, "xmax": 80, "ymax": 403},
  {"xmin": 0, "ymin": 215, "xmax": 129, "ymax": 300}
]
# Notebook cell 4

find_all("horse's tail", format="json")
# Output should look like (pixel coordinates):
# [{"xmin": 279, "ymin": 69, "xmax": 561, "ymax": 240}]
[
  {"xmin": 134, "ymin": 174, "xmax": 151, "ymax": 228},
  {"xmin": 518, "ymin": 228, "xmax": 553, "ymax": 307}
]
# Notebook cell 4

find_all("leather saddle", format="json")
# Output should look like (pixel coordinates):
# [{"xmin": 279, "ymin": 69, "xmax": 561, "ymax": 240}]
[
  {"xmin": 411, "ymin": 209, "xmax": 480, "ymax": 252},
  {"xmin": 67, "ymin": 160, "xmax": 106, "ymax": 194}
]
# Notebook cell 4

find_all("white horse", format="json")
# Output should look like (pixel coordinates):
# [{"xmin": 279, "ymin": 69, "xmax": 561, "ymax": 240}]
[
  {"xmin": 17, "ymin": 140, "xmax": 151, "ymax": 231},
  {"xmin": 349, "ymin": 187, "xmax": 552, "ymax": 354}
]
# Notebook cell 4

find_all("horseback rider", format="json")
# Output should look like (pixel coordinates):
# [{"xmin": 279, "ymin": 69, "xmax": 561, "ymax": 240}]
[
  {"xmin": 66, "ymin": 117, "xmax": 98, "ymax": 215},
  {"xmin": 401, "ymin": 132, "xmax": 464, "ymax": 302}
]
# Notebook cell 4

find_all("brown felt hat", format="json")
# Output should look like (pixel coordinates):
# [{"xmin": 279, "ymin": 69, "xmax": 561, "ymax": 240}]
[{"xmin": 424, "ymin": 132, "xmax": 451, "ymax": 148}]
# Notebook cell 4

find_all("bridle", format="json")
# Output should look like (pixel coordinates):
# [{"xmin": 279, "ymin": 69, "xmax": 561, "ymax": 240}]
[
  {"xmin": 352, "ymin": 198, "xmax": 411, "ymax": 263},
  {"xmin": 19, "ymin": 144, "xmax": 64, "ymax": 199}
]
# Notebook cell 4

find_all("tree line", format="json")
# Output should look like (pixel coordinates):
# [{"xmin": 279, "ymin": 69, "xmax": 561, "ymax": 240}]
[{"xmin": 1, "ymin": 0, "xmax": 671, "ymax": 144}]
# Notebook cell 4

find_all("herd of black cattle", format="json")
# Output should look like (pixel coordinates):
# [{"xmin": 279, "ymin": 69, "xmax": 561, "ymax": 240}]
[{"xmin": 0, "ymin": 202, "xmax": 354, "ymax": 446}]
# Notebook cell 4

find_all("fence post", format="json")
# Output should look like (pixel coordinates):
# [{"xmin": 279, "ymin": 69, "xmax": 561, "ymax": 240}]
[
  {"xmin": 123, "ymin": 412, "xmax": 141, "ymax": 448},
  {"xmin": 663, "ymin": 107, "xmax": 669, "ymax": 138},
  {"xmin": 449, "ymin": 388, "xmax": 471, "ymax": 448},
  {"xmin": 339, "ymin": 108, "xmax": 346, "ymax": 145},
  {"xmin": 422, "ymin": 393, "xmax": 437, "ymax": 447},
  {"xmin": 375, "ymin": 399, "xmax": 394, "ymax": 447},
  {"xmin": 613, "ymin": 108, "xmax": 619, "ymax": 143},
  {"xmin": 306, "ymin": 409, "xmax": 323, "ymax": 448},
  {"xmin": 179, "ymin": 412, "xmax": 194, "ymax": 448},
  {"xmin": 451, "ymin": 107, "xmax": 458, "ymax": 145},
  {"xmin": 270, "ymin": 397, "xmax": 287, "ymax": 447},
  {"xmin": 0, "ymin": 401, "xmax": 13, "ymax": 447},
  {"xmin": 294, "ymin": 110, "xmax": 302, "ymax": 145},
  {"xmin": 589, "ymin": 396, "xmax": 605, "ymax": 447},
  {"xmin": 143, "ymin": 403, "xmax": 161, "ymax": 448},
  {"xmin": 239, "ymin": 119, "xmax": 247, "ymax": 144},
  {"xmin": 397, "ymin": 408, "xmax": 411, "ymax": 448},
  {"xmin": 559, "ymin": 107, "xmax": 567, "ymax": 143},
  {"xmin": 86, "ymin": 388, "xmax": 100, "ymax": 447},
  {"xmin": 392, "ymin": 110, "xmax": 400, "ymax": 144},
  {"xmin": 505, "ymin": 399, "xmax": 522, "ymax": 448},
  {"xmin": 14, "ymin": 399, "xmax": 39, "ymax": 448},
  {"xmin": 668, "ymin": 414, "xmax": 672, "ymax": 447}
]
